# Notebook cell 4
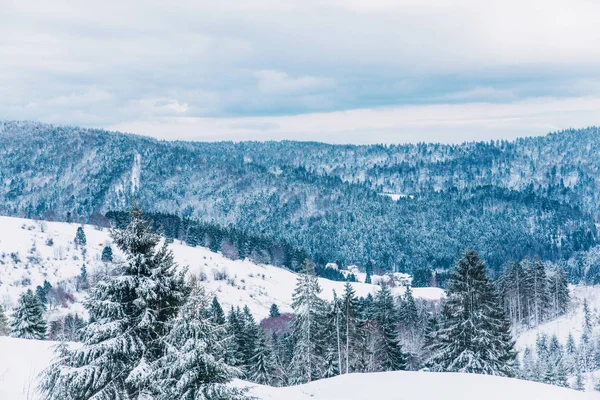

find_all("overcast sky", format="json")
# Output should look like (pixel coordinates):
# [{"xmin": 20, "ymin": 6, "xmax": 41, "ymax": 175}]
[{"xmin": 3, "ymin": 0, "xmax": 600, "ymax": 144}]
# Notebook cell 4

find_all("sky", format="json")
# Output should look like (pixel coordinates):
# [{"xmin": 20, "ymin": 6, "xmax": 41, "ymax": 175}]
[{"xmin": 3, "ymin": 0, "xmax": 600, "ymax": 144}]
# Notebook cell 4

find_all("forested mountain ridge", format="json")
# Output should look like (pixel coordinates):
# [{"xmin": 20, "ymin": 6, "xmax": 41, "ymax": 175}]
[{"xmin": 0, "ymin": 120, "xmax": 598, "ymax": 273}]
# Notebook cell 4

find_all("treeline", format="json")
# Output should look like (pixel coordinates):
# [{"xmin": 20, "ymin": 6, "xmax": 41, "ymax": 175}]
[
  {"xmin": 105, "ymin": 210, "xmax": 353, "ymax": 282},
  {"xmin": 497, "ymin": 259, "xmax": 570, "ymax": 328}
]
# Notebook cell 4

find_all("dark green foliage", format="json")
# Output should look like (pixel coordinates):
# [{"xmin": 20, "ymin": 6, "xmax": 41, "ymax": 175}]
[
  {"xmin": 74, "ymin": 226, "xmax": 86, "ymax": 247},
  {"xmin": 269, "ymin": 303, "xmax": 281, "ymax": 318},
  {"xmin": 373, "ymin": 284, "xmax": 407, "ymax": 371},
  {"xmin": 427, "ymin": 250, "xmax": 516, "ymax": 376},
  {"xmin": 411, "ymin": 267, "xmax": 433, "ymax": 287},
  {"xmin": 100, "ymin": 245, "xmax": 113, "ymax": 262},
  {"xmin": 11, "ymin": 289, "xmax": 47, "ymax": 339},
  {"xmin": 210, "ymin": 296, "xmax": 226, "ymax": 325}
]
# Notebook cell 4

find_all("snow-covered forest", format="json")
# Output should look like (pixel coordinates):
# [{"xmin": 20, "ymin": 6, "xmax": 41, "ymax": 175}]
[
  {"xmin": 2, "ymin": 210, "xmax": 600, "ymax": 398},
  {"xmin": 4, "ymin": 123, "xmax": 600, "ymax": 398}
]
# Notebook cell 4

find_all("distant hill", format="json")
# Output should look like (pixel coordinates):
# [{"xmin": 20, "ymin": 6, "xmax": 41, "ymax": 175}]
[{"xmin": 0, "ymin": 121, "xmax": 598, "ymax": 272}]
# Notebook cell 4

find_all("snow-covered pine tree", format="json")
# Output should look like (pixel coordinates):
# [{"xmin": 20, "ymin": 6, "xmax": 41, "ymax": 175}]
[
  {"xmin": 249, "ymin": 330, "xmax": 278, "ymax": 386},
  {"xmin": 11, "ymin": 289, "xmax": 46, "ymax": 339},
  {"xmin": 573, "ymin": 365, "xmax": 585, "ymax": 391},
  {"xmin": 547, "ymin": 266, "xmax": 569, "ymax": 318},
  {"xmin": 240, "ymin": 305, "xmax": 259, "ymax": 374},
  {"xmin": 226, "ymin": 306, "xmax": 245, "ymax": 367},
  {"xmin": 0, "ymin": 305, "xmax": 9, "ymax": 336},
  {"xmin": 321, "ymin": 295, "xmax": 341, "ymax": 378},
  {"xmin": 427, "ymin": 250, "xmax": 516, "ymax": 376},
  {"xmin": 399, "ymin": 285, "xmax": 421, "ymax": 369},
  {"xmin": 342, "ymin": 281, "xmax": 366, "ymax": 374},
  {"xmin": 210, "ymin": 296, "xmax": 226, "ymax": 325},
  {"xmin": 365, "ymin": 261, "xmax": 374, "ymax": 284},
  {"xmin": 270, "ymin": 303, "xmax": 281, "ymax": 318},
  {"xmin": 373, "ymin": 283, "xmax": 407, "ymax": 372},
  {"xmin": 39, "ymin": 208, "xmax": 187, "ymax": 400},
  {"xmin": 74, "ymin": 226, "xmax": 87, "ymax": 248},
  {"xmin": 524, "ymin": 259, "xmax": 549, "ymax": 326},
  {"xmin": 583, "ymin": 298, "xmax": 593, "ymax": 335},
  {"xmin": 565, "ymin": 332, "xmax": 577, "ymax": 374},
  {"xmin": 289, "ymin": 259, "xmax": 327, "ymax": 384},
  {"xmin": 149, "ymin": 284, "xmax": 247, "ymax": 400},
  {"xmin": 101, "ymin": 245, "xmax": 113, "ymax": 262},
  {"xmin": 498, "ymin": 261, "xmax": 525, "ymax": 326}
]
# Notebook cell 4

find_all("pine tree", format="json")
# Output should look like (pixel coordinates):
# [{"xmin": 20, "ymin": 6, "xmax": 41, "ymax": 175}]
[
  {"xmin": 150, "ymin": 285, "xmax": 247, "ymax": 400},
  {"xmin": 39, "ymin": 208, "xmax": 186, "ymax": 400},
  {"xmin": 342, "ymin": 282, "xmax": 366, "ymax": 373},
  {"xmin": 427, "ymin": 250, "xmax": 516, "ymax": 376},
  {"xmin": 373, "ymin": 283, "xmax": 407, "ymax": 372},
  {"xmin": 240, "ymin": 305, "xmax": 259, "ymax": 373},
  {"xmin": 548, "ymin": 267, "xmax": 569, "ymax": 318},
  {"xmin": 269, "ymin": 303, "xmax": 281, "ymax": 318},
  {"xmin": 573, "ymin": 365, "xmax": 585, "ymax": 391},
  {"xmin": 249, "ymin": 331, "xmax": 278, "ymax": 386},
  {"xmin": 289, "ymin": 259, "xmax": 327, "ymax": 384},
  {"xmin": 365, "ymin": 261, "xmax": 374, "ymax": 284},
  {"xmin": 101, "ymin": 245, "xmax": 113, "ymax": 262},
  {"xmin": 74, "ymin": 226, "xmax": 87, "ymax": 247},
  {"xmin": 11, "ymin": 289, "xmax": 46, "ymax": 339},
  {"xmin": 210, "ymin": 296, "xmax": 226, "ymax": 325},
  {"xmin": 583, "ymin": 298, "xmax": 593, "ymax": 335},
  {"xmin": 524, "ymin": 259, "xmax": 549, "ymax": 326},
  {"xmin": 0, "ymin": 305, "xmax": 10, "ymax": 336}
]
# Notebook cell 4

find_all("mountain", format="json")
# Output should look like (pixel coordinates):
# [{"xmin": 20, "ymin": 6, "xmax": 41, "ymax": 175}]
[
  {"xmin": 1, "ymin": 121, "xmax": 598, "ymax": 273},
  {"xmin": 0, "ymin": 336, "xmax": 595, "ymax": 400}
]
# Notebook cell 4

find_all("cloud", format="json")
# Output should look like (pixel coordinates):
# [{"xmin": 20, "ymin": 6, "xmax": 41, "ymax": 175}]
[
  {"xmin": 2, "ymin": 0, "xmax": 600, "ymax": 142},
  {"xmin": 255, "ymin": 70, "xmax": 336, "ymax": 95},
  {"xmin": 108, "ymin": 95, "xmax": 600, "ymax": 144}
]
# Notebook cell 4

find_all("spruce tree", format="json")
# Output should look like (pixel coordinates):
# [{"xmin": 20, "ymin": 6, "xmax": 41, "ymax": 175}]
[
  {"xmin": 210, "ymin": 296, "xmax": 226, "ymax": 325},
  {"xmin": 427, "ymin": 250, "xmax": 516, "ymax": 376},
  {"xmin": 524, "ymin": 259, "xmax": 549, "ymax": 326},
  {"xmin": 150, "ymin": 285, "xmax": 247, "ymax": 400},
  {"xmin": 548, "ymin": 267, "xmax": 569, "ymax": 318},
  {"xmin": 0, "ymin": 305, "xmax": 10, "ymax": 336},
  {"xmin": 101, "ymin": 245, "xmax": 113, "ymax": 262},
  {"xmin": 249, "ymin": 331, "xmax": 278, "ymax": 386},
  {"xmin": 373, "ymin": 283, "xmax": 407, "ymax": 372},
  {"xmin": 11, "ymin": 289, "xmax": 46, "ymax": 339},
  {"xmin": 40, "ymin": 208, "xmax": 186, "ymax": 400},
  {"xmin": 74, "ymin": 226, "xmax": 87, "ymax": 247},
  {"xmin": 269, "ymin": 303, "xmax": 281, "ymax": 318},
  {"xmin": 240, "ymin": 305, "xmax": 259, "ymax": 373},
  {"xmin": 289, "ymin": 259, "xmax": 327, "ymax": 383},
  {"xmin": 342, "ymin": 281, "xmax": 366, "ymax": 373}
]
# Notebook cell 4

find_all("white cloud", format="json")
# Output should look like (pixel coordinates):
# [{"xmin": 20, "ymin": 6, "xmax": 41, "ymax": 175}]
[
  {"xmin": 3, "ymin": 0, "xmax": 600, "ymax": 142},
  {"xmin": 107, "ymin": 96, "xmax": 600, "ymax": 144}
]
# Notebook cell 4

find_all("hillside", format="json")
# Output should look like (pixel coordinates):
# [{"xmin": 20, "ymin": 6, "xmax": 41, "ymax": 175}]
[
  {"xmin": 0, "ymin": 216, "xmax": 442, "ymax": 320},
  {"xmin": 0, "ymin": 121, "xmax": 597, "ymax": 273},
  {"xmin": 0, "ymin": 336, "xmax": 595, "ymax": 400}
]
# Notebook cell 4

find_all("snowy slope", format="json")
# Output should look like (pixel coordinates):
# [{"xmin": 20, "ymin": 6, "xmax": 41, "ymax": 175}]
[
  {"xmin": 516, "ymin": 285, "xmax": 600, "ymax": 350},
  {"xmin": 0, "ymin": 216, "xmax": 444, "ymax": 320},
  {"xmin": 0, "ymin": 337, "xmax": 595, "ymax": 400}
]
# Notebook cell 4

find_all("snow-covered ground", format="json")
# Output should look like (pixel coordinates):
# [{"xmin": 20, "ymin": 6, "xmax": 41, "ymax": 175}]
[
  {"xmin": 0, "ymin": 336, "xmax": 594, "ymax": 400},
  {"xmin": 0, "ymin": 216, "xmax": 444, "ymax": 320},
  {"xmin": 243, "ymin": 371, "xmax": 597, "ymax": 400}
]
